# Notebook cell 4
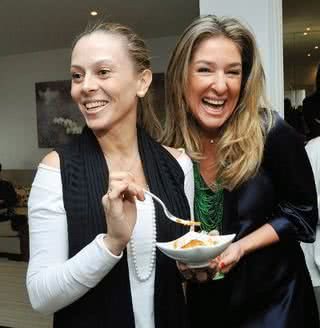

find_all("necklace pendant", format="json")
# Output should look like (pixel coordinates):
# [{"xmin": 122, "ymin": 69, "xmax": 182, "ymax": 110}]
[{"xmin": 209, "ymin": 139, "xmax": 214, "ymax": 144}]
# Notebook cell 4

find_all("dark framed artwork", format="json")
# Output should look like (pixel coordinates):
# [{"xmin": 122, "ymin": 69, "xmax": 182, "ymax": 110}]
[
  {"xmin": 35, "ymin": 80, "xmax": 84, "ymax": 148},
  {"xmin": 35, "ymin": 73, "xmax": 165, "ymax": 148}
]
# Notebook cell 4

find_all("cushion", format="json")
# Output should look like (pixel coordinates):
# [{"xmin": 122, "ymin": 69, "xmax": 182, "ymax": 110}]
[{"xmin": 15, "ymin": 186, "xmax": 31, "ymax": 208}]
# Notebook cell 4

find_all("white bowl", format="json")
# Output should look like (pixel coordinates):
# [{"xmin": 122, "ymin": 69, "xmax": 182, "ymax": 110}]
[{"xmin": 156, "ymin": 231, "xmax": 236, "ymax": 268}]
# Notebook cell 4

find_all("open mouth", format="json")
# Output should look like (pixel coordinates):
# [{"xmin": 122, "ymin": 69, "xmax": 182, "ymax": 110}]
[
  {"xmin": 84, "ymin": 100, "xmax": 109, "ymax": 113},
  {"xmin": 202, "ymin": 97, "xmax": 226, "ymax": 111}
]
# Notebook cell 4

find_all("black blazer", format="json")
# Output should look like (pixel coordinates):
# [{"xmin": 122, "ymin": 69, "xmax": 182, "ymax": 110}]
[{"xmin": 187, "ymin": 113, "xmax": 319, "ymax": 328}]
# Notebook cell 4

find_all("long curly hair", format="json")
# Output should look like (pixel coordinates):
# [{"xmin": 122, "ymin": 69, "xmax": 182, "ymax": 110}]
[{"xmin": 161, "ymin": 15, "xmax": 273, "ymax": 191}]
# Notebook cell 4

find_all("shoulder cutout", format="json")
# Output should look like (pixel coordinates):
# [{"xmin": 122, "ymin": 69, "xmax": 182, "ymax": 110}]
[
  {"xmin": 41, "ymin": 151, "xmax": 60, "ymax": 169},
  {"xmin": 162, "ymin": 145, "xmax": 183, "ymax": 160}
]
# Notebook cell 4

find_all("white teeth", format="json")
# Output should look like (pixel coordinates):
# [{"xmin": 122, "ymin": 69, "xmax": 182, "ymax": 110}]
[
  {"xmin": 203, "ymin": 98, "xmax": 225, "ymax": 106},
  {"xmin": 85, "ymin": 101, "xmax": 108, "ymax": 109}
]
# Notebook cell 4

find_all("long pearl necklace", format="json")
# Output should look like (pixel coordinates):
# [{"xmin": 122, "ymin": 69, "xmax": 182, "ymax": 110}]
[
  {"xmin": 129, "ymin": 196, "xmax": 157, "ymax": 282},
  {"xmin": 103, "ymin": 148, "xmax": 156, "ymax": 281}
]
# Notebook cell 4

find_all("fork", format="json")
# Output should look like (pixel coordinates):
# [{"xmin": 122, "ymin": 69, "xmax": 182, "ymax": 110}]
[{"xmin": 144, "ymin": 190, "xmax": 200, "ymax": 227}]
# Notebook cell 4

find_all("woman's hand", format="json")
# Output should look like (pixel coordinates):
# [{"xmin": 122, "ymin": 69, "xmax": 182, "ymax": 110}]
[
  {"xmin": 214, "ymin": 225, "xmax": 279, "ymax": 273},
  {"xmin": 102, "ymin": 172, "xmax": 145, "ymax": 255},
  {"xmin": 177, "ymin": 260, "xmax": 219, "ymax": 283},
  {"xmin": 216, "ymin": 241, "xmax": 244, "ymax": 273},
  {"xmin": 177, "ymin": 241, "xmax": 245, "ymax": 282}
]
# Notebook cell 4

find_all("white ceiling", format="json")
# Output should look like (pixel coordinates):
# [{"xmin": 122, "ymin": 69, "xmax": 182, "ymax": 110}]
[
  {"xmin": 283, "ymin": 0, "xmax": 320, "ymax": 34},
  {"xmin": 283, "ymin": 0, "xmax": 320, "ymax": 91},
  {"xmin": 0, "ymin": 0, "xmax": 318, "ymax": 90},
  {"xmin": 0, "ymin": 0, "xmax": 199, "ymax": 56}
]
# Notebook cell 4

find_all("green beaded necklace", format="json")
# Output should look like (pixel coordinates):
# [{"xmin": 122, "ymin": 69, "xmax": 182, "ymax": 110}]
[{"xmin": 193, "ymin": 163, "xmax": 224, "ymax": 233}]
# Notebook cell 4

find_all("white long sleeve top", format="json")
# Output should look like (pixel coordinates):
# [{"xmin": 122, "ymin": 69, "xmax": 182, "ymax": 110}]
[
  {"xmin": 27, "ymin": 151, "xmax": 194, "ymax": 328},
  {"xmin": 301, "ymin": 137, "xmax": 320, "ymax": 287}
]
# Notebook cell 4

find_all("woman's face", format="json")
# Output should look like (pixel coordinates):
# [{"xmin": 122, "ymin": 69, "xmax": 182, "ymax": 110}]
[
  {"xmin": 70, "ymin": 31, "xmax": 146, "ymax": 133},
  {"xmin": 186, "ymin": 36, "xmax": 242, "ymax": 137}
]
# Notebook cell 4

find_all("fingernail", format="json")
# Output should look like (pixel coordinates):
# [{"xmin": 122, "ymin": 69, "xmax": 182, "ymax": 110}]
[{"xmin": 220, "ymin": 262, "xmax": 225, "ymax": 269}]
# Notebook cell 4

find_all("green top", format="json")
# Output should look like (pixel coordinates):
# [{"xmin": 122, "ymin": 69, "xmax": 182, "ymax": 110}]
[{"xmin": 193, "ymin": 163, "xmax": 224, "ymax": 232}]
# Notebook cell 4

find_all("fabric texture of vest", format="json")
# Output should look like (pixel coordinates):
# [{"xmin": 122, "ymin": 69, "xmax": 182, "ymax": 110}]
[{"xmin": 54, "ymin": 126, "xmax": 190, "ymax": 328}]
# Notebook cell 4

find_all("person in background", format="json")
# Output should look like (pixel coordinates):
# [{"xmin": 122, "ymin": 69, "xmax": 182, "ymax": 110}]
[
  {"xmin": 27, "ymin": 22, "xmax": 194, "ymax": 328},
  {"xmin": 0, "ymin": 163, "xmax": 17, "ymax": 219},
  {"xmin": 162, "ymin": 15, "xmax": 319, "ymax": 327},
  {"xmin": 303, "ymin": 64, "xmax": 320, "ymax": 140},
  {"xmin": 302, "ymin": 136, "xmax": 320, "ymax": 315},
  {"xmin": 284, "ymin": 97, "xmax": 294, "ymax": 125},
  {"xmin": 284, "ymin": 97, "xmax": 306, "ymax": 137}
]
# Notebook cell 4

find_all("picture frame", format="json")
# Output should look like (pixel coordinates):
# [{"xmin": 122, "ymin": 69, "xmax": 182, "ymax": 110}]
[{"xmin": 35, "ymin": 73, "xmax": 165, "ymax": 148}]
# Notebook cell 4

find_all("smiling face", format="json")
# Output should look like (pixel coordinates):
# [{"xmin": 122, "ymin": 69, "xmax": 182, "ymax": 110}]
[
  {"xmin": 70, "ymin": 31, "xmax": 149, "ymax": 133},
  {"xmin": 186, "ymin": 36, "xmax": 242, "ymax": 137}
]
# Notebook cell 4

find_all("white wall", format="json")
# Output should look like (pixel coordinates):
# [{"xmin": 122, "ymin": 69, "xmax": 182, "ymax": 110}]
[
  {"xmin": 0, "ymin": 36, "xmax": 178, "ymax": 169},
  {"xmin": 0, "ymin": 49, "xmax": 70, "ymax": 169}
]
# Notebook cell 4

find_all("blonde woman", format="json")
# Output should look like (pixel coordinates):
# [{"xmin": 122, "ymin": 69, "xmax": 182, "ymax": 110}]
[
  {"xmin": 27, "ymin": 23, "xmax": 194, "ymax": 328},
  {"xmin": 162, "ymin": 15, "xmax": 319, "ymax": 327}
]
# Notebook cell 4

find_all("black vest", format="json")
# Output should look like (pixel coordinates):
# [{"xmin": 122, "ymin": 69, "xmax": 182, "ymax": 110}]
[{"xmin": 54, "ymin": 127, "xmax": 190, "ymax": 328}]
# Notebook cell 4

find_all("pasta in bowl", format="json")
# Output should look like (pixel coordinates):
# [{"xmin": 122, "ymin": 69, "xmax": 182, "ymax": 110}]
[{"xmin": 156, "ymin": 231, "xmax": 236, "ymax": 268}]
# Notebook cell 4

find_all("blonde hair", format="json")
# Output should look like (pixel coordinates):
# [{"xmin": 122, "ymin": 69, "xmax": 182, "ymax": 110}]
[
  {"xmin": 72, "ymin": 22, "xmax": 162, "ymax": 139},
  {"xmin": 162, "ymin": 15, "xmax": 273, "ymax": 191}
]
